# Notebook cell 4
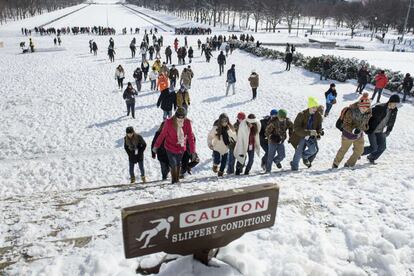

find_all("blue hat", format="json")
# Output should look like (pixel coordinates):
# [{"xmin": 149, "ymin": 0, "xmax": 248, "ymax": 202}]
[{"xmin": 270, "ymin": 109, "xmax": 278, "ymax": 116}]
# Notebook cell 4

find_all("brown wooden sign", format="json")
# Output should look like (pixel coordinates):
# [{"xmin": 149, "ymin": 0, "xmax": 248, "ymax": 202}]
[{"xmin": 122, "ymin": 183, "xmax": 279, "ymax": 259}]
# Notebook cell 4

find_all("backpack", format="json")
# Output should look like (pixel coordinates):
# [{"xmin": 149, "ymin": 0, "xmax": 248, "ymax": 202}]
[{"xmin": 335, "ymin": 107, "xmax": 349, "ymax": 131}]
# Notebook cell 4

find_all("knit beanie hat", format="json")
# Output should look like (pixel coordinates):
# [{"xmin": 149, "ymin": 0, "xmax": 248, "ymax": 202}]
[
  {"xmin": 126, "ymin": 126, "xmax": 134, "ymax": 134},
  {"xmin": 237, "ymin": 112, "xmax": 246, "ymax": 121},
  {"xmin": 270, "ymin": 109, "xmax": 278, "ymax": 116},
  {"xmin": 175, "ymin": 107, "xmax": 187, "ymax": 118},
  {"xmin": 308, "ymin": 97, "xmax": 319, "ymax": 109},
  {"xmin": 388, "ymin": 94, "xmax": 401, "ymax": 103},
  {"xmin": 358, "ymin": 92, "xmax": 371, "ymax": 108},
  {"xmin": 277, "ymin": 109, "xmax": 287, "ymax": 118}
]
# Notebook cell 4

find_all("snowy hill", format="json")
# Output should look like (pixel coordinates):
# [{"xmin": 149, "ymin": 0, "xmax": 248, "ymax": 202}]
[{"xmin": 0, "ymin": 3, "xmax": 413, "ymax": 276}]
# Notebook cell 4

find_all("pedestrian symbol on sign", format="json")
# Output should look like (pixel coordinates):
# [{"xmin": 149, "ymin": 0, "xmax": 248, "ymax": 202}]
[{"xmin": 136, "ymin": 216, "xmax": 174, "ymax": 249}]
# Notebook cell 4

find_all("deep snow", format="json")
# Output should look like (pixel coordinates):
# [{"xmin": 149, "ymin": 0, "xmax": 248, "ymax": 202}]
[{"xmin": 0, "ymin": 3, "xmax": 413, "ymax": 276}]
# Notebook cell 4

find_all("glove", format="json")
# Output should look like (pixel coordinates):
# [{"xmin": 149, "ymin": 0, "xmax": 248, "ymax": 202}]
[
  {"xmin": 152, "ymin": 147, "xmax": 158, "ymax": 154},
  {"xmin": 353, "ymin": 129, "xmax": 361, "ymax": 135},
  {"xmin": 309, "ymin": 130, "xmax": 317, "ymax": 136},
  {"xmin": 151, "ymin": 152, "xmax": 156, "ymax": 159},
  {"xmin": 385, "ymin": 131, "xmax": 390, "ymax": 137}
]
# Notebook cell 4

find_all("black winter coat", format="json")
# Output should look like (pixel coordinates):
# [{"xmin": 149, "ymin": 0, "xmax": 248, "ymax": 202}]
[
  {"xmin": 133, "ymin": 69, "xmax": 143, "ymax": 81},
  {"xmin": 157, "ymin": 91, "xmax": 177, "ymax": 111},
  {"xmin": 357, "ymin": 69, "xmax": 370, "ymax": 84},
  {"xmin": 123, "ymin": 88, "xmax": 138, "ymax": 103},
  {"xmin": 285, "ymin": 52, "xmax": 293, "ymax": 63},
  {"xmin": 217, "ymin": 53, "xmax": 226, "ymax": 65},
  {"xmin": 151, "ymin": 130, "xmax": 168, "ymax": 163},
  {"xmin": 366, "ymin": 104, "xmax": 398, "ymax": 134},
  {"xmin": 259, "ymin": 116, "xmax": 271, "ymax": 150},
  {"xmin": 402, "ymin": 76, "xmax": 413, "ymax": 91},
  {"xmin": 124, "ymin": 134, "xmax": 146, "ymax": 163}
]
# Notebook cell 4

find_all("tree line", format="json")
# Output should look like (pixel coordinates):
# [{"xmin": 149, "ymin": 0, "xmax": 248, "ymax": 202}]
[
  {"xmin": 0, "ymin": 0, "xmax": 83, "ymax": 25},
  {"xmin": 126, "ymin": 0, "xmax": 414, "ymax": 36}
]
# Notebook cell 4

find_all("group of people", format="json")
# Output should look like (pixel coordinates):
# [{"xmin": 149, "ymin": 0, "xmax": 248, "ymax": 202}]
[
  {"xmin": 174, "ymin": 27, "xmax": 212, "ymax": 35},
  {"xmin": 124, "ymin": 92, "xmax": 400, "ymax": 184}
]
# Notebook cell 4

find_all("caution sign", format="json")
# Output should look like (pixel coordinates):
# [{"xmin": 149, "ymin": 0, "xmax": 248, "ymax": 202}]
[{"xmin": 122, "ymin": 183, "xmax": 279, "ymax": 258}]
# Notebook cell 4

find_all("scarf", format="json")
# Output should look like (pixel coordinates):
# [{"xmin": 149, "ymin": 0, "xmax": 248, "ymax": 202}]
[{"xmin": 177, "ymin": 119, "xmax": 185, "ymax": 147}]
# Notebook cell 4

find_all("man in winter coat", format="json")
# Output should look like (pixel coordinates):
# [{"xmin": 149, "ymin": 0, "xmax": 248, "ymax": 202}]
[
  {"xmin": 320, "ymin": 58, "xmax": 331, "ymax": 80},
  {"xmin": 123, "ymin": 82, "xmax": 138, "ymax": 118},
  {"xmin": 208, "ymin": 113, "xmax": 237, "ymax": 177},
  {"xmin": 265, "ymin": 109, "xmax": 293, "ymax": 172},
  {"xmin": 259, "ymin": 109, "xmax": 277, "ymax": 170},
  {"xmin": 133, "ymin": 67, "xmax": 143, "ymax": 92},
  {"xmin": 372, "ymin": 70, "xmax": 388, "ymax": 103},
  {"xmin": 108, "ymin": 47, "xmax": 116, "ymax": 62},
  {"xmin": 217, "ymin": 51, "xmax": 226, "ymax": 76},
  {"xmin": 176, "ymin": 85, "xmax": 190, "ymax": 111},
  {"xmin": 188, "ymin": 46, "xmax": 194, "ymax": 63},
  {"xmin": 402, "ymin": 73, "xmax": 413, "ymax": 102},
  {"xmin": 324, "ymin": 83, "xmax": 337, "ymax": 117},
  {"xmin": 205, "ymin": 47, "xmax": 213, "ymax": 62},
  {"xmin": 248, "ymin": 70, "xmax": 259, "ymax": 100},
  {"xmin": 157, "ymin": 72, "xmax": 169, "ymax": 93},
  {"xmin": 153, "ymin": 107, "xmax": 196, "ymax": 184},
  {"xmin": 169, "ymin": 65, "xmax": 179, "ymax": 88},
  {"xmin": 124, "ymin": 126, "xmax": 146, "ymax": 183},
  {"xmin": 92, "ymin": 41, "xmax": 98, "ymax": 55},
  {"xmin": 290, "ymin": 97, "xmax": 323, "ymax": 171},
  {"xmin": 285, "ymin": 52, "xmax": 293, "ymax": 71},
  {"xmin": 226, "ymin": 64, "xmax": 236, "ymax": 96},
  {"xmin": 362, "ymin": 94, "xmax": 400, "ymax": 164},
  {"xmin": 180, "ymin": 67, "xmax": 194, "ymax": 90},
  {"xmin": 157, "ymin": 86, "xmax": 177, "ymax": 120},
  {"xmin": 165, "ymin": 46, "xmax": 172, "ymax": 64},
  {"xmin": 356, "ymin": 65, "xmax": 370, "ymax": 94},
  {"xmin": 148, "ymin": 45, "xmax": 155, "ymax": 60},
  {"xmin": 332, "ymin": 93, "xmax": 372, "ymax": 168}
]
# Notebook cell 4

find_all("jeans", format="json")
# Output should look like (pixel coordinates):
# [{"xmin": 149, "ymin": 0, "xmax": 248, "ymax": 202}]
[
  {"xmin": 291, "ymin": 137, "xmax": 318, "ymax": 170},
  {"xmin": 170, "ymin": 79, "xmax": 176, "ymax": 88},
  {"xmin": 151, "ymin": 80, "xmax": 156, "ymax": 90},
  {"xmin": 126, "ymin": 101, "xmax": 135, "ymax": 118},
  {"xmin": 213, "ymin": 151, "xmax": 228, "ymax": 173},
  {"xmin": 160, "ymin": 161, "xmax": 169, "ymax": 180},
  {"xmin": 363, "ymin": 132, "xmax": 387, "ymax": 161},
  {"xmin": 117, "ymin": 77, "xmax": 124, "ymax": 89},
  {"xmin": 135, "ymin": 80, "xmax": 141, "ymax": 92},
  {"xmin": 163, "ymin": 110, "xmax": 172, "ymax": 120},
  {"xmin": 219, "ymin": 64, "xmax": 224, "ymax": 75},
  {"xmin": 325, "ymin": 103, "xmax": 333, "ymax": 116},
  {"xmin": 252, "ymin": 88, "xmax": 257, "ymax": 99},
  {"xmin": 141, "ymin": 54, "xmax": 146, "ymax": 61},
  {"xmin": 167, "ymin": 151, "xmax": 183, "ymax": 168},
  {"xmin": 227, "ymin": 149, "xmax": 235, "ymax": 174},
  {"xmin": 403, "ymin": 87, "xmax": 411, "ymax": 102},
  {"xmin": 357, "ymin": 83, "xmax": 366, "ymax": 93},
  {"xmin": 166, "ymin": 55, "xmax": 172, "ymax": 64},
  {"xmin": 129, "ymin": 161, "xmax": 145, "ymax": 178},
  {"xmin": 266, "ymin": 143, "xmax": 285, "ymax": 172},
  {"xmin": 286, "ymin": 62, "xmax": 291, "ymax": 71},
  {"xmin": 236, "ymin": 150, "xmax": 254, "ymax": 174},
  {"xmin": 149, "ymin": 53, "xmax": 153, "ymax": 60},
  {"xmin": 372, "ymin": 87, "xmax": 383, "ymax": 103},
  {"xmin": 226, "ymin": 82, "xmax": 235, "ymax": 95}
]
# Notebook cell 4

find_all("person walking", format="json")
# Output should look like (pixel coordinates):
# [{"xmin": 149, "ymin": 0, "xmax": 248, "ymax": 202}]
[
  {"xmin": 285, "ymin": 51, "xmax": 293, "ymax": 71},
  {"xmin": 141, "ymin": 60, "xmax": 150, "ymax": 81},
  {"xmin": 248, "ymin": 70, "xmax": 259, "ymax": 100},
  {"xmin": 151, "ymin": 122, "xmax": 170, "ymax": 180},
  {"xmin": 356, "ymin": 65, "xmax": 370, "ymax": 94},
  {"xmin": 153, "ymin": 107, "xmax": 196, "ymax": 184},
  {"xmin": 188, "ymin": 46, "xmax": 194, "ymax": 63},
  {"xmin": 226, "ymin": 64, "xmax": 236, "ymax": 96},
  {"xmin": 208, "ymin": 113, "xmax": 237, "ymax": 177},
  {"xmin": 115, "ymin": 65, "xmax": 125, "ymax": 90},
  {"xmin": 324, "ymin": 83, "xmax": 337, "ymax": 117},
  {"xmin": 157, "ymin": 72, "xmax": 169, "ymax": 92},
  {"xmin": 176, "ymin": 85, "xmax": 190, "ymax": 111},
  {"xmin": 92, "ymin": 41, "xmax": 98, "ymax": 55},
  {"xmin": 140, "ymin": 45, "xmax": 147, "ymax": 61},
  {"xmin": 149, "ymin": 68, "xmax": 158, "ymax": 91},
  {"xmin": 123, "ymin": 82, "xmax": 138, "ymax": 118},
  {"xmin": 165, "ymin": 46, "xmax": 172, "ymax": 64},
  {"xmin": 320, "ymin": 58, "xmax": 331, "ymax": 80},
  {"xmin": 372, "ymin": 70, "xmax": 388, "ymax": 103},
  {"xmin": 133, "ymin": 67, "xmax": 143, "ymax": 92},
  {"xmin": 130, "ymin": 39, "xmax": 136, "ymax": 58},
  {"xmin": 259, "ymin": 110, "xmax": 277, "ymax": 171},
  {"xmin": 289, "ymin": 97, "xmax": 323, "ymax": 171},
  {"xmin": 169, "ymin": 65, "xmax": 179, "ymax": 88},
  {"xmin": 217, "ymin": 51, "xmax": 226, "ymax": 76},
  {"xmin": 234, "ymin": 114, "xmax": 261, "ymax": 175},
  {"xmin": 108, "ymin": 46, "xmax": 116, "ymax": 62},
  {"xmin": 402, "ymin": 73, "xmax": 413, "ymax": 103},
  {"xmin": 157, "ymin": 86, "xmax": 177, "ymax": 120},
  {"xmin": 332, "ymin": 93, "xmax": 372, "ymax": 168},
  {"xmin": 265, "ymin": 109, "xmax": 293, "ymax": 172},
  {"xmin": 180, "ymin": 67, "xmax": 194, "ymax": 90},
  {"xmin": 363, "ymin": 94, "xmax": 400, "ymax": 164},
  {"xmin": 124, "ymin": 126, "xmax": 147, "ymax": 183},
  {"xmin": 227, "ymin": 112, "xmax": 245, "ymax": 175}
]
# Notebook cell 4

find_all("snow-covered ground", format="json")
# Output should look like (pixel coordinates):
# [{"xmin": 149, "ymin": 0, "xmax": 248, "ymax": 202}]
[{"xmin": 1, "ymin": 3, "xmax": 414, "ymax": 276}]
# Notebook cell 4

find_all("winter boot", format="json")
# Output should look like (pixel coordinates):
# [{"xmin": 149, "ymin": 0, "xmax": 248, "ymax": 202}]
[
  {"xmin": 367, "ymin": 156, "xmax": 377, "ymax": 165},
  {"xmin": 276, "ymin": 163, "xmax": 282, "ymax": 169},
  {"xmin": 212, "ymin": 164, "xmax": 218, "ymax": 173},
  {"xmin": 130, "ymin": 176, "xmax": 136, "ymax": 184},
  {"xmin": 332, "ymin": 163, "xmax": 338, "ymax": 169},
  {"xmin": 218, "ymin": 171, "xmax": 224, "ymax": 177},
  {"xmin": 303, "ymin": 159, "xmax": 312, "ymax": 168},
  {"xmin": 141, "ymin": 176, "xmax": 147, "ymax": 183}
]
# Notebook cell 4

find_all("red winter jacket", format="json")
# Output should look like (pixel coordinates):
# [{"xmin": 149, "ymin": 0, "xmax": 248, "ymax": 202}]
[
  {"xmin": 154, "ymin": 117, "xmax": 195, "ymax": 154},
  {"xmin": 375, "ymin": 74, "xmax": 388, "ymax": 89}
]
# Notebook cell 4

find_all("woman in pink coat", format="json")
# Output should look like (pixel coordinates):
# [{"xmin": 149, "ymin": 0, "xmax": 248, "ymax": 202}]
[{"xmin": 153, "ymin": 107, "xmax": 196, "ymax": 183}]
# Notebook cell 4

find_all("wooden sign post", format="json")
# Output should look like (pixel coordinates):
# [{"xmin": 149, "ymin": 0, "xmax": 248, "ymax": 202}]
[{"xmin": 122, "ymin": 183, "xmax": 279, "ymax": 273}]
